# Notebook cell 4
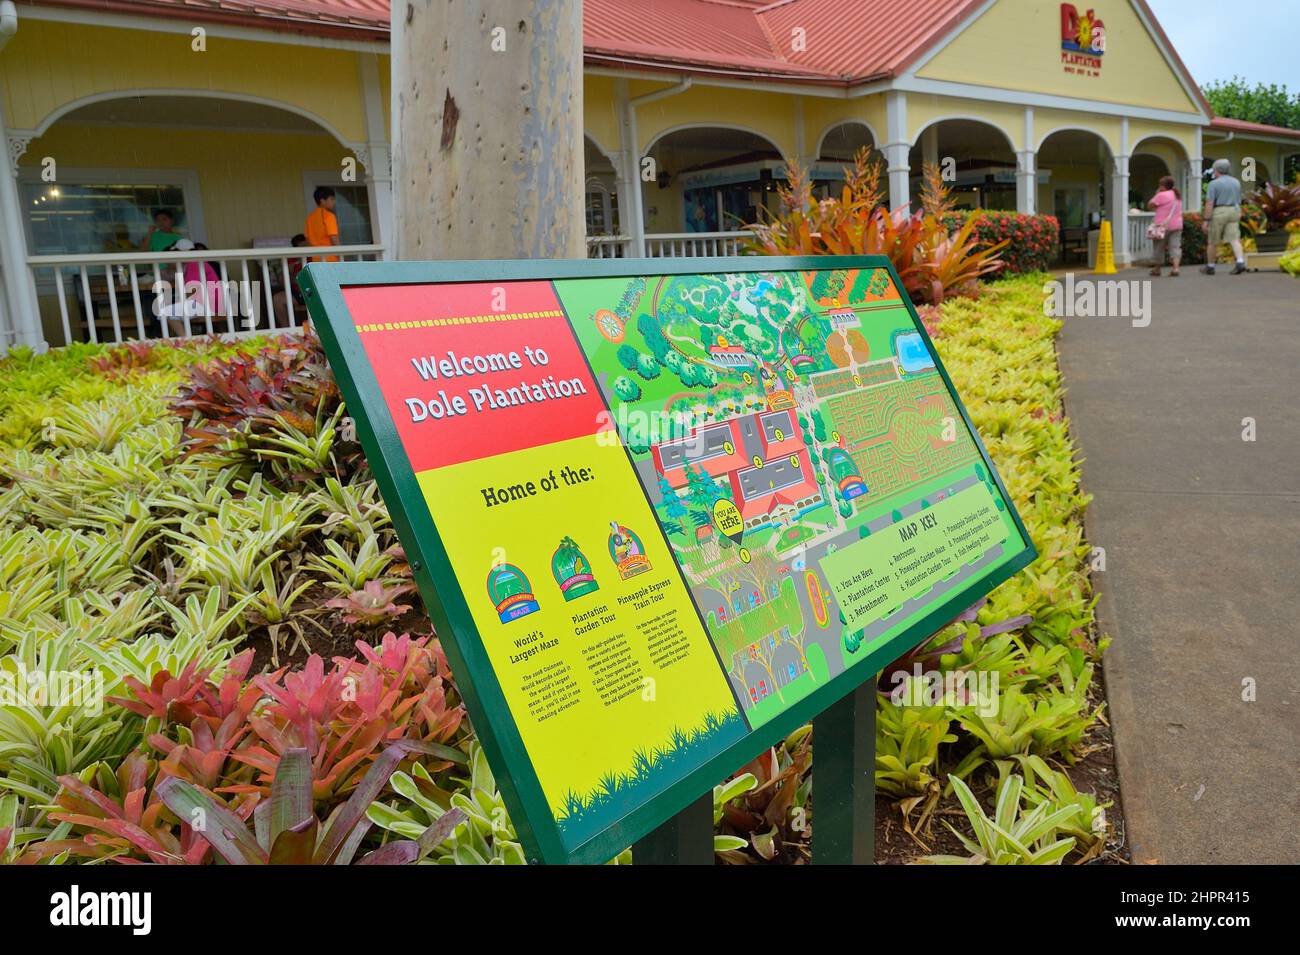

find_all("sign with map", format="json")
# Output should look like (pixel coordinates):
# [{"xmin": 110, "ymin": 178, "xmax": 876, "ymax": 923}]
[{"xmin": 301, "ymin": 256, "xmax": 1035, "ymax": 864}]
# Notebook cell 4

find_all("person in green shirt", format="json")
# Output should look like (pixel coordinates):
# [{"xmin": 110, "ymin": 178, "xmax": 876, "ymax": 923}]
[{"xmin": 140, "ymin": 207, "xmax": 183, "ymax": 252}]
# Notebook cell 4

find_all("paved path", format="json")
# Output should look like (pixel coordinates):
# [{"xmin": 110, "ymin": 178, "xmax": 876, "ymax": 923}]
[{"xmin": 1055, "ymin": 267, "xmax": 1299, "ymax": 864}]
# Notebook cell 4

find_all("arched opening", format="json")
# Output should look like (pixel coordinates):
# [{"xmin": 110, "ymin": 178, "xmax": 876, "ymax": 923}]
[
  {"xmin": 817, "ymin": 121, "xmax": 876, "ymax": 163},
  {"xmin": 1038, "ymin": 128, "xmax": 1114, "ymax": 263},
  {"xmin": 1131, "ymin": 136, "xmax": 1188, "ymax": 207},
  {"xmin": 813, "ymin": 121, "xmax": 878, "ymax": 198},
  {"xmin": 17, "ymin": 92, "xmax": 374, "ymax": 344},
  {"xmin": 19, "ymin": 94, "xmax": 368, "ymax": 254},
  {"xmin": 641, "ymin": 126, "xmax": 786, "ymax": 233},
  {"xmin": 584, "ymin": 136, "xmax": 621, "ymax": 236},
  {"xmin": 908, "ymin": 119, "xmax": 1018, "ymax": 211}
]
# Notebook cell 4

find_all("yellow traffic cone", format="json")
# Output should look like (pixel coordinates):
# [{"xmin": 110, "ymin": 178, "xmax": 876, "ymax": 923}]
[{"xmin": 1094, "ymin": 220, "xmax": 1117, "ymax": 274}]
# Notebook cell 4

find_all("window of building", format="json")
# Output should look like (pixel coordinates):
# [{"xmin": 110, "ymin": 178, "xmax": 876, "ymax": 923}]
[{"xmin": 20, "ymin": 180, "xmax": 193, "ymax": 255}]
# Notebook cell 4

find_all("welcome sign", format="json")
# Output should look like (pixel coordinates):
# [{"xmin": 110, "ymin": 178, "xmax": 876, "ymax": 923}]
[{"xmin": 300, "ymin": 255, "xmax": 1035, "ymax": 864}]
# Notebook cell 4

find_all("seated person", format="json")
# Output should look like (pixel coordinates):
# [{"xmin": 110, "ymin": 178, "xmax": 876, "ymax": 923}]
[
  {"xmin": 155, "ymin": 239, "xmax": 224, "ymax": 334},
  {"xmin": 272, "ymin": 234, "xmax": 310, "ymax": 326},
  {"xmin": 141, "ymin": 208, "xmax": 183, "ymax": 252}
]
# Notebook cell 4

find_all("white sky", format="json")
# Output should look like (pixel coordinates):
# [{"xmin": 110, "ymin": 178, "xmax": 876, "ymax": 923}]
[{"xmin": 1145, "ymin": 0, "xmax": 1298, "ymax": 90}]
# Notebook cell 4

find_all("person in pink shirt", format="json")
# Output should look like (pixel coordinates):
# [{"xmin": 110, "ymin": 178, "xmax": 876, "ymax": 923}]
[{"xmin": 1146, "ymin": 175, "xmax": 1184, "ymax": 277}]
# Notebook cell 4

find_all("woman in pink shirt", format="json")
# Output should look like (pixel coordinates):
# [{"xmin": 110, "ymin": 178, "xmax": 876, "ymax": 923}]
[{"xmin": 1146, "ymin": 175, "xmax": 1184, "ymax": 277}]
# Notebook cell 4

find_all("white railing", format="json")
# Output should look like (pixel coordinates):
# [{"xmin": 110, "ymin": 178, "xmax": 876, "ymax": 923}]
[
  {"xmin": 586, "ymin": 231, "xmax": 752, "ymax": 259},
  {"xmin": 1128, "ymin": 211, "xmax": 1155, "ymax": 264},
  {"xmin": 27, "ymin": 244, "xmax": 383, "ymax": 346},
  {"xmin": 647, "ymin": 231, "xmax": 748, "ymax": 257},
  {"xmin": 587, "ymin": 235, "xmax": 630, "ymax": 258},
  {"xmin": 32, "ymin": 233, "xmax": 751, "ymax": 348}
]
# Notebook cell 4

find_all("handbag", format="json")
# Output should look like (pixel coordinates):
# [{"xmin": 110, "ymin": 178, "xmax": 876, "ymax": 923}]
[{"xmin": 1147, "ymin": 200, "xmax": 1172, "ymax": 241}]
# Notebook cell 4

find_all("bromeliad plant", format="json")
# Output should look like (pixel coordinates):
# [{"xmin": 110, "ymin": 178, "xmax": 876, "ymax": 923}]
[
  {"xmin": 744, "ymin": 150, "xmax": 1006, "ymax": 304},
  {"xmin": 875, "ymin": 686, "xmax": 956, "ymax": 836},
  {"xmin": 1250, "ymin": 181, "xmax": 1300, "ymax": 229},
  {"xmin": 713, "ymin": 723, "xmax": 812, "ymax": 864},
  {"xmin": 223, "ymin": 633, "xmax": 466, "ymax": 804},
  {"xmin": 157, "ymin": 745, "xmax": 464, "ymax": 865},
  {"xmin": 920, "ymin": 773, "xmax": 1078, "ymax": 865},
  {"xmin": 996, "ymin": 754, "xmax": 1109, "ymax": 860},
  {"xmin": 325, "ymin": 580, "xmax": 415, "ymax": 626}
]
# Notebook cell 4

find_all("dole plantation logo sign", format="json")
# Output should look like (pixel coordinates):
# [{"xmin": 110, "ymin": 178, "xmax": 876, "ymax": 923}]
[{"xmin": 1060, "ymin": 3, "xmax": 1106, "ymax": 77}]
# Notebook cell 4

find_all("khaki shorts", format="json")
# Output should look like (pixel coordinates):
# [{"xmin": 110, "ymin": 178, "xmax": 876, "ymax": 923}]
[{"xmin": 1209, "ymin": 205, "xmax": 1241, "ymax": 247}]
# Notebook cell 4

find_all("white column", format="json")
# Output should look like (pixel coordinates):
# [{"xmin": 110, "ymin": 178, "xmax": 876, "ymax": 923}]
[
  {"xmin": 1109, "ymin": 118, "xmax": 1131, "ymax": 266},
  {"xmin": 616, "ymin": 79, "xmax": 646, "ymax": 257},
  {"xmin": 1183, "ymin": 157, "xmax": 1201, "ymax": 212},
  {"xmin": 1016, "ymin": 151, "xmax": 1037, "ymax": 214},
  {"xmin": 793, "ymin": 96, "xmax": 809, "ymax": 171},
  {"xmin": 358, "ymin": 53, "xmax": 393, "ymax": 258},
  {"xmin": 1186, "ymin": 125, "xmax": 1203, "ymax": 211},
  {"xmin": 884, "ymin": 90, "xmax": 910, "ymax": 212},
  {"xmin": 921, "ymin": 124, "xmax": 938, "ymax": 170},
  {"xmin": 1017, "ymin": 108, "xmax": 1036, "ymax": 214},
  {"xmin": 0, "ymin": 111, "xmax": 43, "ymax": 350},
  {"xmin": 1111, "ymin": 154, "xmax": 1131, "ymax": 266}
]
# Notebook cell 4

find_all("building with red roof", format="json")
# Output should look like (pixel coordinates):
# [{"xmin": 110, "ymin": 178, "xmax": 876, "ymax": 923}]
[{"xmin": 1, "ymin": 1, "xmax": 1296, "ymax": 349}]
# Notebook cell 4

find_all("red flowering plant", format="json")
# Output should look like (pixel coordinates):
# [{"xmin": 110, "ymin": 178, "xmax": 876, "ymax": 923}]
[
  {"xmin": 28, "ymin": 752, "xmax": 245, "ymax": 865},
  {"xmin": 225, "ymin": 632, "xmax": 466, "ymax": 804},
  {"xmin": 40, "ymin": 634, "xmax": 467, "ymax": 863},
  {"xmin": 941, "ymin": 210, "xmax": 1060, "ymax": 275}
]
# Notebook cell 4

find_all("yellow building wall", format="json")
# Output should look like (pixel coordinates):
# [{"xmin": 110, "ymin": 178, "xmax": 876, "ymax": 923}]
[
  {"xmin": 803, "ymin": 95, "xmax": 887, "ymax": 158},
  {"xmin": 1129, "ymin": 120, "xmax": 1194, "ymax": 159},
  {"xmin": 628, "ymin": 80, "xmax": 798, "ymax": 159},
  {"xmin": 907, "ymin": 94, "xmax": 1025, "ymax": 149},
  {"xmin": 0, "ymin": 19, "xmax": 368, "ymax": 144},
  {"xmin": 1203, "ymin": 138, "xmax": 1292, "ymax": 190},
  {"xmin": 583, "ymin": 75, "xmax": 621, "ymax": 161},
  {"xmin": 1035, "ymin": 106, "xmax": 1122, "ymax": 154},
  {"xmin": 20, "ymin": 123, "xmax": 348, "ymax": 249},
  {"xmin": 917, "ymin": 0, "xmax": 1202, "ymax": 116}
]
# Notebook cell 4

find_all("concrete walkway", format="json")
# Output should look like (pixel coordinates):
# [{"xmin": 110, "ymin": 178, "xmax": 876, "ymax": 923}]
[{"xmin": 1055, "ymin": 267, "xmax": 1300, "ymax": 864}]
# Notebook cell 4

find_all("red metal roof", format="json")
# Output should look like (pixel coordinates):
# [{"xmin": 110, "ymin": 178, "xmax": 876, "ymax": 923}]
[
  {"xmin": 1209, "ymin": 116, "xmax": 1300, "ymax": 141},
  {"xmin": 17, "ymin": 0, "xmax": 1277, "ymax": 131},
  {"xmin": 28, "ymin": 0, "xmax": 391, "ymax": 40},
  {"xmin": 22, "ymin": 0, "xmax": 994, "ymax": 83}
]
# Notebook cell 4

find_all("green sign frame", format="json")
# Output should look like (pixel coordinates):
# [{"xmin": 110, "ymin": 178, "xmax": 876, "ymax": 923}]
[{"xmin": 299, "ymin": 254, "xmax": 1036, "ymax": 865}]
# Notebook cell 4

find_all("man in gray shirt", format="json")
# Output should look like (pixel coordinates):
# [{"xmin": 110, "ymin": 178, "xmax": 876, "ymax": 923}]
[{"xmin": 1202, "ymin": 158, "xmax": 1246, "ymax": 275}]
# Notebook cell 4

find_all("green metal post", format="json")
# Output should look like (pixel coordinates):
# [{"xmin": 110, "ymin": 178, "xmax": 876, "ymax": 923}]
[
  {"xmin": 811, "ymin": 676, "xmax": 876, "ymax": 864},
  {"xmin": 631, "ymin": 791, "xmax": 714, "ymax": 865}
]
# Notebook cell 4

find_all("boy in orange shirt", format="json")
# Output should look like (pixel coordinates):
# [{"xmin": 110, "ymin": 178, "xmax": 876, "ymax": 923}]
[{"xmin": 305, "ymin": 186, "xmax": 341, "ymax": 262}]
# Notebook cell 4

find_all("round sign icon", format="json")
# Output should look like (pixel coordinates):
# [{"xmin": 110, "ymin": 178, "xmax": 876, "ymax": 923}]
[
  {"xmin": 738, "ymin": 547, "xmax": 751, "ymax": 564},
  {"xmin": 853, "ymin": 374, "xmax": 862, "ymax": 387},
  {"xmin": 752, "ymin": 455, "xmax": 764, "ymax": 469},
  {"xmin": 790, "ymin": 455, "xmax": 800, "ymax": 468},
  {"xmin": 774, "ymin": 428, "xmax": 785, "ymax": 442},
  {"xmin": 723, "ymin": 440, "xmax": 735, "ymax": 456},
  {"xmin": 712, "ymin": 499, "xmax": 745, "ymax": 545},
  {"xmin": 742, "ymin": 372, "xmax": 753, "ymax": 385},
  {"xmin": 594, "ymin": 308, "xmax": 625, "ymax": 344},
  {"xmin": 832, "ymin": 429, "xmax": 842, "ymax": 444}
]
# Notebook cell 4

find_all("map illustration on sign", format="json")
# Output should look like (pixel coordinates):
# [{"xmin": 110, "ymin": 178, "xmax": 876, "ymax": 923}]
[
  {"xmin": 558, "ymin": 268, "xmax": 1024, "ymax": 728},
  {"xmin": 315, "ymin": 259, "xmax": 1033, "ymax": 861}
]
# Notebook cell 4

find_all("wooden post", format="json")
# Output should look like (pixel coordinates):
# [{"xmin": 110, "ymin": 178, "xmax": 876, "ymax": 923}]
[
  {"xmin": 811, "ymin": 677, "xmax": 876, "ymax": 864},
  {"xmin": 390, "ymin": 0, "xmax": 586, "ymax": 261},
  {"xmin": 632, "ymin": 791, "xmax": 714, "ymax": 865}
]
